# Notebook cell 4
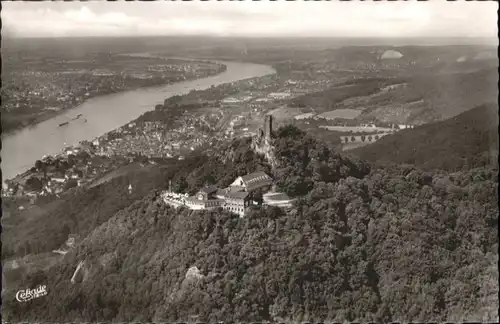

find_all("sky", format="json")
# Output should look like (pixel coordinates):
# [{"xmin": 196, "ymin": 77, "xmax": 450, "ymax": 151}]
[{"xmin": 2, "ymin": 1, "xmax": 498, "ymax": 39}]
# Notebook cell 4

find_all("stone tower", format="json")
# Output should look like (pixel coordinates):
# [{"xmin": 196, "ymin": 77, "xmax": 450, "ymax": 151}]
[
  {"xmin": 264, "ymin": 114, "xmax": 273, "ymax": 143},
  {"xmin": 252, "ymin": 114, "xmax": 277, "ymax": 170}
]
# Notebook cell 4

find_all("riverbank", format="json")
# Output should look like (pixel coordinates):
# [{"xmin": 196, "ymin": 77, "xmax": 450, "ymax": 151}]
[
  {"xmin": 1, "ymin": 55, "xmax": 275, "ymax": 181},
  {"xmin": 2, "ymin": 63, "xmax": 227, "ymax": 138}
]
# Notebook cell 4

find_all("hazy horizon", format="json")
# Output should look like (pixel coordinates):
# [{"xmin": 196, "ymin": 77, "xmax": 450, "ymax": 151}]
[{"xmin": 2, "ymin": 1, "xmax": 498, "ymax": 39}]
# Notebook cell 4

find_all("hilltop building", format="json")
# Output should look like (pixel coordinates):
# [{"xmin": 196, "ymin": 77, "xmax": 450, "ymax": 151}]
[
  {"xmin": 228, "ymin": 171, "xmax": 273, "ymax": 192},
  {"xmin": 163, "ymin": 171, "xmax": 274, "ymax": 217},
  {"xmin": 184, "ymin": 185, "xmax": 223, "ymax": 210},
  {"xmin": 218, "ymin": 191, "xmax": 251, "ymax": 216},
  {"xmin": 162, "ymin": 117, "xmax": 292, "ymax": 216}
]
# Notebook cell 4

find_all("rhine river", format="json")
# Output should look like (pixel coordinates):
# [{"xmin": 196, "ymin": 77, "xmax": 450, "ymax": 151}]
[{"xmin": 1, "ymin": 54, "xmax": 276, "ymax": 181}]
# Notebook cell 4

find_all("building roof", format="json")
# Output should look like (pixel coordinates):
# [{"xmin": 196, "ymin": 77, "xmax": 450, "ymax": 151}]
[
  {"xmin": 216, "ymin": 188, "xmax": 229, "ymax": 197},
  {"xmin": 200, "ymin": 185, "xmax": 218, "ymax": 195},
  {"xmin": 225, "ymin": 191, "xmax": 249, "ymax": 200},
  {"xmin": 241, "ymin": 171, "xmax": 272, "ymax": 183},
  {"xmin": 240, "ymin": 171, "xmax": 273, "ymax": 191},
  {"xmin": 263, "ymin": 192, "xmax": 291, "ymax": 201},
  {"xmin": 186, "ymin": 196, "xmax": 223, "ymax": 204},
  {"xmin": 216, "ymin": 186, "xmax": 246, "ymax": 197},
  {"xmin": 185, "ymin": 196, "xmax": 206, "ymax": 204},
  {"xmin": 229, "ymin": 186, "xmax": 245, "ymax": 193}
]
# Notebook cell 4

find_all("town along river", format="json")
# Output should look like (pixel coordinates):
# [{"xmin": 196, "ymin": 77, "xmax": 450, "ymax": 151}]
[{"xmin": 1, "ymin": 55, "xmax": 276, "ymax": 181}]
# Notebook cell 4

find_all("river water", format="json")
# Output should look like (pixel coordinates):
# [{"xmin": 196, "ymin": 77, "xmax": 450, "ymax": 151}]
[{"xmin": 1, "ymin": 55, "xmax": 275, "ymax": 181}]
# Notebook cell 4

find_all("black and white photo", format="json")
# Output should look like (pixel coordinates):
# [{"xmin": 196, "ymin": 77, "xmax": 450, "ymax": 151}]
[{"xmin": 1, "ymin": 1, "xmax": 498, "ymax": 322}]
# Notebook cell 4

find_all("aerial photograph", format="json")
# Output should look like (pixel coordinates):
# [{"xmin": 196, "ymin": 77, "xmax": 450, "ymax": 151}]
[{"xmin": 1, "ymin": 1, "xmax": 498, "ymax": 322}]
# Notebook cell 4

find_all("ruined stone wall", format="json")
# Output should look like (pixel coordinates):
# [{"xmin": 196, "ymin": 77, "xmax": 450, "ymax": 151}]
[
  {"xmin": 264, "ymin": 115, "xmax": 273, "ymax": 143},
  {"xmin": 252, "ymin": 134, "xmax": 278, "ymax": 170}
]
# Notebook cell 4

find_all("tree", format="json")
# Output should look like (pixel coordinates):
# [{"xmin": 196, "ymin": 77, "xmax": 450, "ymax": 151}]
[
  {"xmin": 26, "ymin": 176, "xmax": 43, "ymax": 191},
  {"xmin": 67, "ymin": 154, "xmax": 76, "ymax": 167},
  {"xmin": 64, "ymin": 179, "xmax": 78, "ymax": 191},
  {"xmin": 175, "ymin": 177, "xmax": 189, "ymax": 193},
  {"xmin": 35, "ymin": 160, "xmax": 43, "ymax": 170},
  {"xmin": 351, "ymin": 136, "xmax": 356, "ymax": 142},
  {"xmin": 61, "ymin": 161, "xmax": 70, "ymax": 170},
  {"xmin": 41, "ymin": 162, "xmax": 48, "ymax": 179},
  {"xmin": 76, "ymin": 151, "xmax": 91, "ymax": 164}
]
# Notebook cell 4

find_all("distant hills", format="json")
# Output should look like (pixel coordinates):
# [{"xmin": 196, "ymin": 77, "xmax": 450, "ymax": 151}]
[
  {"xmin": 328, "ymin": 45, "xmax": 497, "ymax": 67},
  {"xmin": 351, "ymin": 103, "xmax": 499, "ymax": 171}
]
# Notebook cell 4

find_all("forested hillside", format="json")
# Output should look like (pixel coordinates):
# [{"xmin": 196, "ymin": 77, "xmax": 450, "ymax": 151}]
[
  {"xmin": 290, "ymin": 68, "xmax": 497, "ymax": 125},
  {"xmin": 352, "ymin": 103, "xmax": 499, "ymax": 172},
  {"xmin": 1, "ymin": 165, "xmax": 173, "ymax": 261},
  {"xmin": 3, "ymin": 124, "xmax": 498, "ymax": 323}
]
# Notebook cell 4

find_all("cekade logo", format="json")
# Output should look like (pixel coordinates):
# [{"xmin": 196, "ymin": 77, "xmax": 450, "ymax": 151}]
[{"xmin": 15, "ymin": 285, "xmax": 48, "ymax": 302}]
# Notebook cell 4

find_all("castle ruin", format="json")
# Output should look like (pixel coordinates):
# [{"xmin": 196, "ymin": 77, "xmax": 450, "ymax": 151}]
[
  {"xmin": 264, "ymin": 114, "xmax": 273, "ymax": 144},
  {"xmin": 252, "ymin": 114, "xmax": 277, "ymax": 169}
]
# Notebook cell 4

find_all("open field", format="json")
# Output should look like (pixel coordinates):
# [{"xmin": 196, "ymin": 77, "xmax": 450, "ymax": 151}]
[
  {"xmin": 342, "ymin": 142, "xmax": 370, "ymax": 151},
  {"xmin": 361, "ymin": 101, "xmax": 429, "ymax": 124},
  {"xmin": 268, "ymin": 106, "xmax": 305, "ymax": 121},
  {"xmin": 318, "ymin": 108, "xmax": 362, "ymax": 119},
  {"xmin": 294, "ymin": 112, "xmax": 316, "ymax": 120},
  {"xmin": 320, "ymin": 125, "xmax": 394, "ymax": 133},
  {"xmin": 290, "ymin": 65, "xmax": 497, "ymax": 125}
]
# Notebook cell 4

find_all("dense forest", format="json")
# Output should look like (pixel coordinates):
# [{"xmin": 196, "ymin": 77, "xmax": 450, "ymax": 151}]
[
  {"xmin": 2, "ymin": 164, "xmax": 172, "ymax": 261},
  {"xmin": 3, "ymin": 124, "xmax": 498, "ymax": 323},
  {"xmin": 404, "ymin": 69, "xmax": 498, "ymax": 120},
  {"xmin": 352, "ymin": 103, "xmax": 499, "ymax": 172}
]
